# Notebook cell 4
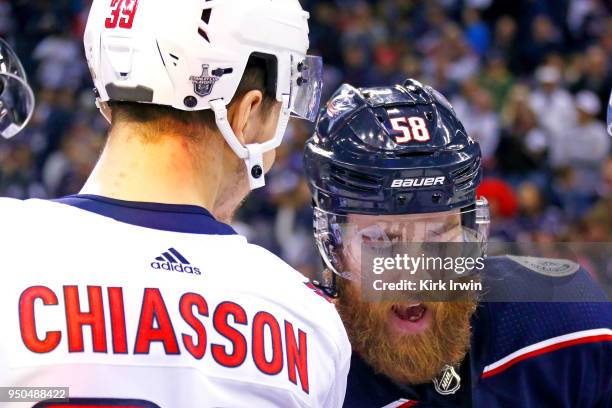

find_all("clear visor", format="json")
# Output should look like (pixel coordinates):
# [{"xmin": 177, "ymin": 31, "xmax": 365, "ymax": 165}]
[
  {"xmin": 607, "ymin": 89, "xmax": 611, "ymax": 137},
  {"xmin": 0, "ymin": 39, "xmax": 34, "ymax": 139},
  {"xmin": 290, "ymin": 54, "xmax": 323, "ymax": 122},
  {"xmin": 314, "ymin": 198, "xmax": 490, "ymax": 281}
]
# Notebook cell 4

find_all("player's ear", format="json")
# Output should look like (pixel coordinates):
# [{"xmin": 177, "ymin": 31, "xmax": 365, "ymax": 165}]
[{"xmin": 227, "ymin": 89, "xmax": 264, "ymax": 145}]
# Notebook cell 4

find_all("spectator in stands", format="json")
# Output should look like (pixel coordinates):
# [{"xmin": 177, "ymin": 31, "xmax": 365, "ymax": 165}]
[
  {"xmin": 477, "ymin": 177, "xmax": 520, "ymax": 241},
  {"xmin": 597, "ymin": 155, "xmax": 612, "ymax": 197},
  {"xmin": 439, "ymin": 23, "xmax": 480, "ymax": 83},
  {"xmin": 523, "ymin": 15, "xmax": 564, "ymax": 71},
  {"xmin": 453, "ymin": 80, "xmax": 500, "ymax": 165},
  {"xmin": 497, "ymin": 85, "xmax": 548, "ymax": 181},
  {"xmin": 552, "ymin": 166, "xmax": 597, "ymax": 223},
  {"xmin": 516, "ymin": 182, "xmax": 566, "ymax": 240},
  {"xmin": 529, "ymin": 65, "xmax": 576, "ymax": 140},
  {"xmin": 550, "ymin": 91, "xmax": 609, "ymax": 194},
  {"xmin": 479, "ymin": 52, "xmax": 515, "ymax": 112},
  {"xmin": 32, "ymin": 26, "xmax": 85, "ymax": 91},
  {"xmin": 569, "ymin": 45, "xmax": 612, "ymax": 121},
  {"xmin": 493, "ymin": 15, "xmax": 522, "ymax": 74},
  {"xmin": 463, "ymin": 7, "xmax": 490, "ymax": 57}
]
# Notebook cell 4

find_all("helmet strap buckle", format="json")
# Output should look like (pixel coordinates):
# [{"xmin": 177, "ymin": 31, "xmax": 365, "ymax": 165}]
[
  {"xmin": 244, "ymin": 144, "xmax": 265, "ymax": 189},
  {"xmin": 211, "ymin": 95, "xmax": 291, "ymax": 191}
]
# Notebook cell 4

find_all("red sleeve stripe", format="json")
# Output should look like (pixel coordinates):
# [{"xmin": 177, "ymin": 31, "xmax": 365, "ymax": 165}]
[
  {"xmin": 398, "ymin": 401, "xmax": 418, "ymax": 408},
  {"xmin": 481, "ymin": 328, "xmax": 612, "ymax": 379},
  {"xmin": 380, "ymin": 399, "xmax": 418, "ymax": 408}
]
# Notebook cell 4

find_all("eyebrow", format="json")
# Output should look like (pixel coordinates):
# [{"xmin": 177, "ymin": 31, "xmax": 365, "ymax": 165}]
[{"xmin": 429, "ymin": 220, "xmax": 461, "ymax": 236}]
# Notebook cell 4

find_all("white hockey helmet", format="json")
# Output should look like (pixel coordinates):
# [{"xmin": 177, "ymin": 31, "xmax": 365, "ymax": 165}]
[{"xmin": 84, "ymin": 0, "xmax": 323, "ymax": 189}]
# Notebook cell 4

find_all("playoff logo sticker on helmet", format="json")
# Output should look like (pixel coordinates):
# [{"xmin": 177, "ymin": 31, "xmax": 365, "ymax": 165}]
[{"xmin": 190, "ymin": 65, "xmax": 219, "ymax": 97}]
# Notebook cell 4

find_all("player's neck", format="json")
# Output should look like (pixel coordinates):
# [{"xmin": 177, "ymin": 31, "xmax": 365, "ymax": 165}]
[{"xmin": 80, "ymin": 126, "xmax": 224, "ymax": 210}]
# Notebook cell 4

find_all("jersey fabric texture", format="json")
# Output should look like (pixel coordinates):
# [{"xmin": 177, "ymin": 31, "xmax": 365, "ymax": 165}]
[
  {"xmin": 0, "ymin": 195, "xmax": 351, "ymax": 408},
  {"xmin": 343, "ymin": 256, "xmax": 612, "ymax": 407}
]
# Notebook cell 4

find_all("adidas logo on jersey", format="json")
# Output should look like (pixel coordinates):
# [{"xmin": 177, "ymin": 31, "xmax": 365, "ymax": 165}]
[{"xmin": 151, "ymin": 247, "xmax": 201, "ymax": 275}]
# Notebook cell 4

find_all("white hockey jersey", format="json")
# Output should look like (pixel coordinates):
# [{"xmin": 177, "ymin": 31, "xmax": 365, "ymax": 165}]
[{"xmin": 0, "ymin": 195, "xmax": 351, "ymax": 408}]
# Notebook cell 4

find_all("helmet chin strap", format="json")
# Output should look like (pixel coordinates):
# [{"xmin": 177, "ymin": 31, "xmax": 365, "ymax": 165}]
[
  {"xmin": 210, "ymin": 95, "xmax": 291, "ymax": 190},
  {"xmin": 96, "ymin": 99, "xmax": 112, "ymax": 124}
]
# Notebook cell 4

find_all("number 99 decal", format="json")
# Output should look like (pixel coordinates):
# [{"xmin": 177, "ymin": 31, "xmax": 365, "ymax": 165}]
[{"xmin": 389, "ymin": 116, "xmax": 431, "ymax": 143}]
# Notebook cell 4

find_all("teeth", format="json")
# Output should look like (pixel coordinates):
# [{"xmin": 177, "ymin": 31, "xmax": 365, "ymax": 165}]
[
  {"xmin": 392, "ymin": 303, "xmax": 421, "ymax": 310},
  {"xmin": 408, "ymin": 309, "xmax": 424, "ymax": 321}
]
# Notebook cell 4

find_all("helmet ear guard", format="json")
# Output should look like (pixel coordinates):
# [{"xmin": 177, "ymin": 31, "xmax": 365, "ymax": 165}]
[{"xmin": 312, "ymin": 208, "xmax": 342, "ymax": 298}]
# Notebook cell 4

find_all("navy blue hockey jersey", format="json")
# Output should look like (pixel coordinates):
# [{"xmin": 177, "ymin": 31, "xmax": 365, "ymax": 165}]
[{"xmin": 344, "ymin": 256, "xmax": 612, "ymax": 407}]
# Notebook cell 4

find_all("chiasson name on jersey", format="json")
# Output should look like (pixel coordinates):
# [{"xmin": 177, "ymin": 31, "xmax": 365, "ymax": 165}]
[{"xmin": 18, "ymin": 285, "xmax": 309, "ymax": 393}]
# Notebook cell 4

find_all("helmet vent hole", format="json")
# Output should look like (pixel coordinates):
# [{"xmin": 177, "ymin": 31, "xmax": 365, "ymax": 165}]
[
  {"xmin": 425, "ymin": 112, "xmax": 434, "ymax": 121},
  {"xmin": 201, "ymin": 9, "xmax": 212, "ymax": 24},
  {"xmin": 376, "ymin": 115, "xmax": 385, "ymax": 123},
  {"xmin": 432, "ymin": 194, "xmax": 442, "ymax": 203},
  {"xmin": 329, "ymin": 164, "xmax": 381, "ymax": 192},
  {"xmin": 198, "ymin": 27, "xmax": 210, "ymax": 42}
]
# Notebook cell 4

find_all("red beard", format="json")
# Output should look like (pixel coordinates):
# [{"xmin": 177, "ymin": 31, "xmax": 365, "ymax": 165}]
[{"xmin": 336, "ymin": 278, "xmax": 477, "ymax": 384}]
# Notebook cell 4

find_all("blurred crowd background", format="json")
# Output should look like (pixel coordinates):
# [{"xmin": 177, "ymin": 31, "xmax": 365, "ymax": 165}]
[{"xmin": 1, "ymin": 0, "xmax": 611, "ymax": 279}]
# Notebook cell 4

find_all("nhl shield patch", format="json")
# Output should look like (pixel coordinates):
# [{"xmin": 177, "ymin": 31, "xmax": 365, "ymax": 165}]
[
  {"xmin": 189, "ymin": 64, "xmax": 219, "ymax": 97},
  {"xmin": 433, "ymin": 364, "xmax": 461, "ymax": 395}
]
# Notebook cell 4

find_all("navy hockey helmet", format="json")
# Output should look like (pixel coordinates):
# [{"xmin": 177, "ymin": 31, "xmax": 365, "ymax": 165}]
[
  {"xmin": 304, "ymin": 79, "xmax": 490, "ymax": 291},
  {"xmin": 305, "ymin": 79, "xmax": 483, "ymax": 215}
]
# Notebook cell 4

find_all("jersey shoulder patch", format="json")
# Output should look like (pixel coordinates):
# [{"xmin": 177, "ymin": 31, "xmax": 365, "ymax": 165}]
[
  {"xmin": 505, "ymin": 255, "xmax": 580, "ymax": 277},
  {"xmin": 482, "ymin": 255, "xmax": 608, "ymax": 302}
]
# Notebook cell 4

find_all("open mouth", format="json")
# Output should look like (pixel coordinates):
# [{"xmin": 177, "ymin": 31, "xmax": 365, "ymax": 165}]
[
  {"xmin": 392, "ymin": 303, "xmax": 426, "ymax": 322},
  {"xmin": 389, "ymin": 303, "xmax": 431, "ymax": 334}
]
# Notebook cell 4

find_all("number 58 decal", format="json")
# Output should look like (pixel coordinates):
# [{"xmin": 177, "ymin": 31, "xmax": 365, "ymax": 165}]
[{"xmin": 389, "ymin": 116, "xmax": 430, "ymax": 143}]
